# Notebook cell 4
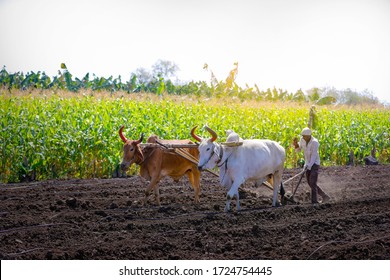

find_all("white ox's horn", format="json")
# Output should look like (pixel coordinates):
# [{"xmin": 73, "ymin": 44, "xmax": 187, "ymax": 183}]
[
  {"xmin": 190, "ymin": 126, "xmax": 202, "ymax": 142},
  {"xmin": 204, "ymin": 125, "xmax": 217, "ymax": 142}
]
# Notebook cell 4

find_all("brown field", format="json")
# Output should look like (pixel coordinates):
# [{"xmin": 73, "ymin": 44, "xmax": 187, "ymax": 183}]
[{"xmin": 1, "ymin": 165, "xmax": 389, "ymax": 260}]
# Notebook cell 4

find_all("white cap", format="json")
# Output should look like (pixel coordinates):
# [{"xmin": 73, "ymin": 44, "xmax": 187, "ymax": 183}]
[{"xmin": 301, "ymin": 127, "xmax": 312, "ymax": 136}]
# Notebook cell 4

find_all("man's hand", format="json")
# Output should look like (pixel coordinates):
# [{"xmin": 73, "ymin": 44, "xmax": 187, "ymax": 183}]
[{"xmin": 292, "ymin": 137, "xmax": 299, "ymax": 149}]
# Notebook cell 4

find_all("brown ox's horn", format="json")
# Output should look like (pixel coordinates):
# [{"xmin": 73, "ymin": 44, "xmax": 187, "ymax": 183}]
[
  {"xmin": 204, "ymin": 125, "xmax": 217, "ymax": 142},
  {"xmin": 119, "ymin": 126, "xmax": 127, "ymax": 143},
  {"xmin": 190, "ymin": 126, "xmax": 202, "ymax": 142},
  {"xmin": 135, "ymin": 133, "xmax": 144, "ymax": 145}
]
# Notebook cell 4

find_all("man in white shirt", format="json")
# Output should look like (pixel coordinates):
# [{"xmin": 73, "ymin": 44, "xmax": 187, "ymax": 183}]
[{"xmin": 293, "ymin": 127, "xmax": 331, "ymax": 204}]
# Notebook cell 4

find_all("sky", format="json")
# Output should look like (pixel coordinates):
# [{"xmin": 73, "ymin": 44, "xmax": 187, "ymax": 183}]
[{"xmin": 1, "ymin": 0, "xmax": 390, "ymax": 103}]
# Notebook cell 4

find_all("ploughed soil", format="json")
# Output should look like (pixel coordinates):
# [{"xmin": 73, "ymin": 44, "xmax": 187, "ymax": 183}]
[{"xmin": 1, "ymin": 165, "xmax": 389, "ymax": 260}]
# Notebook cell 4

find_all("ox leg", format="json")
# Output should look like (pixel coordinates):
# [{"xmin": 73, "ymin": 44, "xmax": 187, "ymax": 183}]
[
  {"xmin": 235, "ymin": 190, "xmax": 241, "ymax": 211},
  {"xmin": 144, "ymin": 178, "xmax": 161, "ymax": 206},
  {"xmin": 187, "ymin": 169, "xmax": 201, "ymax": 203},
  {"xmin": 267, "ymin": 174, "xmax": 274, "ymax": 187},
  {"xmin": 272, "ymin": 169, "xmax": 283, "ymax": 207},
  {"xmin": 153, "ymin": 185, "xmax": 161, "ymax": 206},
  {"xmin": 225, "ymin": 197, "xmax": 232, "ymax": 212},
  {"xmin": 225, "ymin": 180, "xmax": 243, "ymax": 212}
]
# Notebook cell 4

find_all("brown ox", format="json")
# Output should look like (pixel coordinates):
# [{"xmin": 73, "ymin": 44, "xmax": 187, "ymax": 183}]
[{"xmin": 119, "ymin": 126, "xmax": 201, "ymax": 206}]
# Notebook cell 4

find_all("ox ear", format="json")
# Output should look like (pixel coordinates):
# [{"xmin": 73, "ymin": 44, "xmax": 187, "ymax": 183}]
[
  {"xmin": 119, "ymin": 126, "xmax": 127, "ymax": 143},
  {"xmin": 135, "ymin": 144, "xmax": 144, "ymax": 162},
  {"xmin": 204, "ymin": 125, "xmax": 217, "ymax": 142},
  {"xmin": 190, "ymin": 126, "xmax": 202, "ymax": 142}
]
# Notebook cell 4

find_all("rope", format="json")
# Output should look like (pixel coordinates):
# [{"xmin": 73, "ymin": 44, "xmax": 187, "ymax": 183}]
[
  {"xmin": 0, "ymin": 223, "xmax": 77, "ymax": 234},
  {"xmin": 5, "ymin": 247, "xmax": 45, "ymax": 257},
  {"xmin": 176, "ymin": 148, "xmax": 219, "ymax": 177},
  {"xmin": 306, "ymin": 234, "xmax": 390, "ymax": 259}
]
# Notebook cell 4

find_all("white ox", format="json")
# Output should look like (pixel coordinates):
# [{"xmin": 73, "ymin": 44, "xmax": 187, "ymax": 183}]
[{"xmin": 191, "ymin": 125, "xmax": 286, "ymax": 212}]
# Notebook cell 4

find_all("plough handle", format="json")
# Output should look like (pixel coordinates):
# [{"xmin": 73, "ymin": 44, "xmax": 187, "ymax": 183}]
[
  {"xmin": 292, "ymin": 168, "xmax": 306, "ymax": 197},
  {"xmin": 283, "ymin": 168, "xmax": 306, "ymax": 184}
]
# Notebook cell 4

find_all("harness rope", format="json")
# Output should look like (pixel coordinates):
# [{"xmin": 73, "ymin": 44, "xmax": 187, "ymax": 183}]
[
  {"xmin": 216, "ymin": 144, "xmax": 235, "ymax": 183},
  {"xmin": 155, "ymin": 140, "xmax": 219, "ymax": 177},
  {"xmin": 135, "ymin": 145, "xmax": 158, "ymax": 165}
]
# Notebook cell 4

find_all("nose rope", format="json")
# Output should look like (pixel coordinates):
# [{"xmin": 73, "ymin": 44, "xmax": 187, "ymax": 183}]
[
  {"xmin": 215, "ymin": 144, "xmax": 224, "ymax": 166},
  {"xmin": 123, "ymin": 145, "xmax": 155, "ymax": 167},
  {"xmin": 199, "ymin": 144, "xmax": 219, "ymax": 169},
  {"xmin": 136, "ymin": 146, "xmax": 158, "ymax": 165},
  {"xmin": 199, "ymin": 143, "xmax": 227, "ymax": 170},
  {"xmin": 218, "ymin": 147, "xmax": 234, "ymax": 183},
  {"xmin": 130, "ymin": 150, "xmax": 144, "ymax": 165}
]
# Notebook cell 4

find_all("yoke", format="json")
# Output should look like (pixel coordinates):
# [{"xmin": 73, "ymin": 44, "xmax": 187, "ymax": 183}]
[{"xmin": 141, "ymin": 141, "xmax": 219, "ymax": 177}]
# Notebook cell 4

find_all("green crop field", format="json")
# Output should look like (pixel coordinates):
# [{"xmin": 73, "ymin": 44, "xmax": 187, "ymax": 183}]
[{"xmin": 1, "ymin": 89, "xmax": 389, "ymax": 183}]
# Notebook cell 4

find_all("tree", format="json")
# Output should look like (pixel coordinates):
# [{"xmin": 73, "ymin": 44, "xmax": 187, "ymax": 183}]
[
  {"xmin": 293, "ymin": 89, "xmax": 306, "ymax": 101},
  {"xmin": 134, "ymin": 67, "xmax": 153, "ymax": 85},
  {"xmin": 152, "ymin": 60, "xmax": 179, "ymax": 80},
  {"xmin": 307, "ymin": 87, "xmax": 321, "ymax": 102}
]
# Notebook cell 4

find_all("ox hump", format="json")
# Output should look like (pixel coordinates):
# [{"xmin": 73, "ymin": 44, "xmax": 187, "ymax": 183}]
[{"xmin": 147, "ymin": 135, "xmax": 159, "ymax": 143}]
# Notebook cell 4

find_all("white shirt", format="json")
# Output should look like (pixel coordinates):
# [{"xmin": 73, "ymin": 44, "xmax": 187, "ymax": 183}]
[{"xmin": 295, "ymin": 136, "xmax": 320, "ymax": 169}]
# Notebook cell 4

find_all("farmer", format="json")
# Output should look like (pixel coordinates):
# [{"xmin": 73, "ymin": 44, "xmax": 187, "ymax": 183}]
[{"xmin": 293, "ymin": 127, "xmax": 331, "ymax": 204}]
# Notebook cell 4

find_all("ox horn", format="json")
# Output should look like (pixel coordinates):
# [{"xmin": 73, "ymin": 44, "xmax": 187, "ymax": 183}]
[
  {"xmin": 204, "ymin": 125, "xmax": 218, "ymax": 142},
  {"xmin": 119, "ymin": 126, "xmax": 128, "ymax": 143},
  {"xmin": 190, "ymin": 126, "xmax": 202, "ymax": 142},
  {"xmin": 135, "ymin": 133, "xmax": 144, "ymax": 145}
]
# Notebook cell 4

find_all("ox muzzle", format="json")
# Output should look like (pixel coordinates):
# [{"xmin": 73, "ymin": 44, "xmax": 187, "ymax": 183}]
[{"xmin": 120, "ymin": 161, "xmax": 131, "ymax": 171}]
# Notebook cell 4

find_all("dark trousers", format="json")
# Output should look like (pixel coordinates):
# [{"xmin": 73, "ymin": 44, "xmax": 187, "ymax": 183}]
[{"xmin": 306, "ymin": 164, "xmax": 328, "ymax": 203}]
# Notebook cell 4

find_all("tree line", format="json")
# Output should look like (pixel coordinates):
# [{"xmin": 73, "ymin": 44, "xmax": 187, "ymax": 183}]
[{"xmin": 0, "ymin": 61, "xmax": 381, "ymax": 106}]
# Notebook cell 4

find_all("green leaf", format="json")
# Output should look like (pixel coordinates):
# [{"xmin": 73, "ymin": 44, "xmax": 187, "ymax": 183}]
[{"xmin": 316, "ymin": 96, "xmax": 337, "ymax": 105}]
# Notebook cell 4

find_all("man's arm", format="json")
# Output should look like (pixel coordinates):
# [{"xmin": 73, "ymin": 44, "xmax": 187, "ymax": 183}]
[{"xmin": 293, "ymin": 137, "xmax": 301, "ymax": 152}]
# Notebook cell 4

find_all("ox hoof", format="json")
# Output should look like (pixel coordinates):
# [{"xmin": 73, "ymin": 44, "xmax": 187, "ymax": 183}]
[{"xmin": 273, "ymin": 201, "xmax": 282, "ymax": 207}]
